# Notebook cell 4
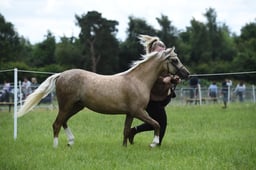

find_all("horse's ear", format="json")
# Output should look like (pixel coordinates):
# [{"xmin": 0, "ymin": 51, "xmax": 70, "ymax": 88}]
[
  {"xmin": 163, "ymin": 48, "xmax": 172, "ymax": 60},
  {"xmin": 170, "ymin": 46, "xmax": 175, "ymax": 53}
]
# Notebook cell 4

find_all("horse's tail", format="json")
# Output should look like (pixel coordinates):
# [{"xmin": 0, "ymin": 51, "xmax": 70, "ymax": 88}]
[{"xmin": 17, "ymin": 73, "xmax": 61, "ymax": 118}]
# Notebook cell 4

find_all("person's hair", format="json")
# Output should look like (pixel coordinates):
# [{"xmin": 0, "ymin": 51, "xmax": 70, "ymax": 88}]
[{"xmin": 138, "ymin": 34, "xmax": 165, "ymax": 54}]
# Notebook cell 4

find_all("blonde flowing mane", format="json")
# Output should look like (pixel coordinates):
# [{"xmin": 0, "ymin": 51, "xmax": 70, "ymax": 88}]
[{"xmin": 128, "ymin": 51, "xmax": 158, "ymax": 69}]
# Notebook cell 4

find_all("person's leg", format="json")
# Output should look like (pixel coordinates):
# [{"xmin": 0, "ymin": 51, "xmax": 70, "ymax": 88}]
[
  {"xmin": 223, "ymin": 101, "xmax": 227, "ymax": 108},
  {"xmin": 132, "ymin": 122, "xmax": 153, "ymax": 133},
  {"xmin": 129, "ymin": 122, "xmax": 153, "ymax": 144},
  {"xmin": 129, "ymin": 101, "xmax": 159, "ymax": 144},
  {"xmin": 159, "ymin": 97, "xmax": 171, "ymax": 144},
  {"xmin": 190, "ymin": 88, "xmax": 194, "ymax": 98},
  {"xmin": 148, "ymin": 105, "xmax": 168, "ymax": 147},
  {"xmin": 238, "ymin": 92, "xmax": 243, "ymax": 102},
  {"xmin": 129, "ymin": 102, "xmax": 168, "ymax": 147},
  {"xmin": 222, "ymin": 92, "xmax": 228, "ymax": 108},
  {"xmin": 157, "ymin": 109, "xmax": 167, "ymax": 145}
]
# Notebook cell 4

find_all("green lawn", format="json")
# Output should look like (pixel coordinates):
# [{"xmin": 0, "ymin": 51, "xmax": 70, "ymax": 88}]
[{"xmin": 0, "ymin": 103, "xmax": 255, "ymax": 170}]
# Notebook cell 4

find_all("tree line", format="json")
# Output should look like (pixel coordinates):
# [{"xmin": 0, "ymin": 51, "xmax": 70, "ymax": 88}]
[{"xmin": 0, "ymin": 8, "xmax": 256, "ymax": 84}]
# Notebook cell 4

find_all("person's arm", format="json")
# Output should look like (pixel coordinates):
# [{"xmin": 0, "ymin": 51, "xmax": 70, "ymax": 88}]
[
  {"xmin": 170, "ymin": 75, "xmax": 181, "ymax": 84},
  {"xmin": 156, "ymin": 74, "xmax": 172, "ymax": 84}
]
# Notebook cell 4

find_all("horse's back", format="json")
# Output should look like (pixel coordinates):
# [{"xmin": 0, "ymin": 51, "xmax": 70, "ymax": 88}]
[
  {"xmin": 57, "ymin": 69, "xmax": 122, "ymax": 90},
  {"xmin": 55, "ymin": 69, "xmax": 139, "ymax": 114}
]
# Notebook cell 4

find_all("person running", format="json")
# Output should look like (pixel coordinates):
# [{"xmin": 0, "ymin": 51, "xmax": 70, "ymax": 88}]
[{"xmin": 129, "ymin": 35, "xmax": 180, "ymax": 147}]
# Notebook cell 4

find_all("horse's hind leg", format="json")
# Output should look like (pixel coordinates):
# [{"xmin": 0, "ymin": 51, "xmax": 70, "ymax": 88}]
[
  {"xmin": 63, "ymin": 122, "xmax": 75, "ymax": 146},
  {"xmin": 52, "ymin": 111, "xmax": 77, "ymax": 148},
  {"xmin": 52, "ymin": 100, "xmax": 84, "ymax": 148},
  {"xmin": 62, "ymin": 104, "xmax": 84, "ymax": 146},
  {"xmin": 52, "ymin": 111, "xmax": 65, "ymax": 148},
  {"xmin": 123, "ymin": 115, "xmax": 134, "ymax": 146}
]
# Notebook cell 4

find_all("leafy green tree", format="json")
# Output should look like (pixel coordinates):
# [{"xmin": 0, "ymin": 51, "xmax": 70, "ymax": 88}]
[
  {"xmin": 155, "ymin": 15, "xmax": 191, "ymax": 69},
  {"xmin": 119, "ymin": 16, "xmax": 156, "ymax": 71},
  {"xmin": 204, "ymin": 8, "xmax": 236, "ymax": 62},
  {"xmin": 179, "ymin": 8, "xmax": 237, "ymax": 75},
  {"xmin": 126, "ymin": 16, "xmax": 156, "ymax": 41},
  {"xmin": 188, "ymin": 18, "xmax": 210, "ymax": 64},
  {"xmin": 233, "ymin": 21, "xmax": 256, "ymax": 82},
  {"xmin": 75, "ymin": 11, "xmax": 119, "ymax": 74},
  {"xmin": 156, "ymin": 14, "xmax": 179, "ymax": 48},
  {"xmin": 0, "ymin": 13, "xmax": 23, "ymax": 63},
  {"xmin": 30, "ymin": 31, "xmax": 56, "ymax": 67},
  {"xmin": 55, "ymin": 36, "xmax": 83, "ymax": 69}
]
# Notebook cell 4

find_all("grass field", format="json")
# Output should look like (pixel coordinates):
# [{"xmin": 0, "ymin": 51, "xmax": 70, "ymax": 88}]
[{"xmin": 0, "ymin": 103, "xmax": 256, "ymax": 170}]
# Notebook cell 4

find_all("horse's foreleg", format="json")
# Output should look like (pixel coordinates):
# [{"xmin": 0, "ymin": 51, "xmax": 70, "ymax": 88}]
[
  {"xmin": 134, "ymin": 110, "xmax": 160, "ymax": 147},
  {"xmin": 150, "ymin": 136, "xmax": 160, "ymax": 148},
  {"xmin": 63, "ymin": 104, "xmax": 84, "ymax": 146},
  {"xmin": 123, "ymin": 115, "xmax": 134, "ymax": 147}
]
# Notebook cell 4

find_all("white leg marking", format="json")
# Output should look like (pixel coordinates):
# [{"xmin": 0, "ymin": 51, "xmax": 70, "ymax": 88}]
[
  {"xmin": 65, "ymin": 127, "xmax": 75, "ymax": 146},
  {"xmin": 150, "ymin": 135, "xmax": 159, "ymax": 148},
  {"xmin": 53, "ymin": 137, "xmax": 58, "ymax": 148}
]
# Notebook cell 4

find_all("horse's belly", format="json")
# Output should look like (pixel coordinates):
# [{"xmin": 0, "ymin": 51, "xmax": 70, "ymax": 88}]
[
  {"xmin": 79, "ymin": 88, "xmax": 127, "ymax": 114},
  {"xmin": 85, "ymin": 99, "xmax": 127, "ymax": 114}
]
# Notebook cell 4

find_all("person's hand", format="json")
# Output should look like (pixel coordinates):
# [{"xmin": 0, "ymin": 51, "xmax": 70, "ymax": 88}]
[
  {"xmin": 163, "ymin": 76, "xmax": 171, "ymax": 83},
  {"xmin": 171, "ymin": 75, "xmax": 181, "ymax": 84}
]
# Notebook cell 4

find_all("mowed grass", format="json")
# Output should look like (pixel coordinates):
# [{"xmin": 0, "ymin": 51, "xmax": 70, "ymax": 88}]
[{"xmin": 0, "ymin": 103, "xmax": 256, "ymax": 170}]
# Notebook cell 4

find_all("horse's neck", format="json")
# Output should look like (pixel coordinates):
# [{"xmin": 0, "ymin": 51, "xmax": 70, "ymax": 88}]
[{"xmin": 126, "ymin": 60, "xmax": 164, "ymax": 89}]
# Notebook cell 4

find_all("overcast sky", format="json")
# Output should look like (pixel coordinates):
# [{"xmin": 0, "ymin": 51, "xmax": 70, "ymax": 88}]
[{"xmin": 1, "ymin": 0, "xmax": 255, "ymax": 44}]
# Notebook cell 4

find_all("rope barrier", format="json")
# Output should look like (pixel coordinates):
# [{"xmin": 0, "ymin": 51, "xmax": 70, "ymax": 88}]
[
  {"xmin": 0, "ymin": 69, "xmax": 14, "ymax": 73},
  {"xmin": 0, "ymin": 69, "xmax": 56, "ymax": 75},
  {"xmin": 190, "ymin": 71, "xmax": 256, "ymax": 77},
  {"xmin": 1, "ymin": 69, "xmax": 256, "ymax": 77},
  {"xmin": 18, "ymin": 69, "xmax": 56, "ymax": 75}
]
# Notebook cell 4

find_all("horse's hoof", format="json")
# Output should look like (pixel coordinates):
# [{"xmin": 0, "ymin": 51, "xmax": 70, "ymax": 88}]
[
  {"xmin": 67, "ymin": 142, "xmax": 74, "ymax": 147},
  {"xmin": 53, "ymin": 143, "xmax": 58, "ymax": 148},
  {"xmin": 67, "ymin": 139, "xmax": 74, "ymax": 146},
  {"xmin": 53, "ymin": 137, "xmax": 58, "ymax": 148},
  {"xmin": 149, "ymin": 142, "xmax": 160, "ymax": 148}
]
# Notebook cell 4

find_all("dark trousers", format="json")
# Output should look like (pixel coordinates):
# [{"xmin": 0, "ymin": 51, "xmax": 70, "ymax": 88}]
[
  {"xmin": 135, "ymin": 95, "xmax": 171, "ymax": 145},
  {"xmin": 0, "ymin": 90, "xmax": 10, "ymax": 102}
]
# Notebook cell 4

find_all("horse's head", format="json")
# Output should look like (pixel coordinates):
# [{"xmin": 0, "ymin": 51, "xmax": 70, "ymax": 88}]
[{"xmin": 161, "ymin": 47, "xmax": 190, "ymax": 80}]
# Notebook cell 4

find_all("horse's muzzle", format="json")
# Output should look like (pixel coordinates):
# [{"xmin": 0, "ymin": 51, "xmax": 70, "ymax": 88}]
[{"xmin": 177, "ymin": 67, "xmax": 190, "ymax": 80}]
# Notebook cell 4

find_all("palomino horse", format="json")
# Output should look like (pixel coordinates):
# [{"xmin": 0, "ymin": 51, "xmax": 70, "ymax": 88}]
[{"xmin": 17, "ymin": 47, "xmax": 190, "ymax": 147}]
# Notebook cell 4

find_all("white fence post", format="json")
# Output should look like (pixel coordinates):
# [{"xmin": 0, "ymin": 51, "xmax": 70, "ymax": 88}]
[
  {"xmin": 14, "ymin": 68, "xmax": 18, "ymax": 140},
  {"xmin": 252, "ymin": 85, "xmax": 255, "ymax": 103},
  {"xmin": 198, "ymin": 84, "xmax": 202, "ymax": 105},
  {"xmin": 19, "ymin": 81, "xmax": 22, "ymax": 106}
]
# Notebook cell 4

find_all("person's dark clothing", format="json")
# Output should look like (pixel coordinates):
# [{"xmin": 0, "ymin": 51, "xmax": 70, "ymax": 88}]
[
  {"xmin": 189, "ymin": 76, "xmax": 199, "ymax": 99},
  {"xmin": 221, "ymin": 81, "xmax": 228, "ymax": 102},
  {"xmin": 131, "ymin": 94, "xmax": 172, "ymax": 145}
]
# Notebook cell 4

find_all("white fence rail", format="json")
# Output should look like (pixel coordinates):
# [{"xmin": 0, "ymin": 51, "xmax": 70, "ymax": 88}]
[{"xmin": 173, "ymin": 85, "xmax": 256, "ymax": 105}]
